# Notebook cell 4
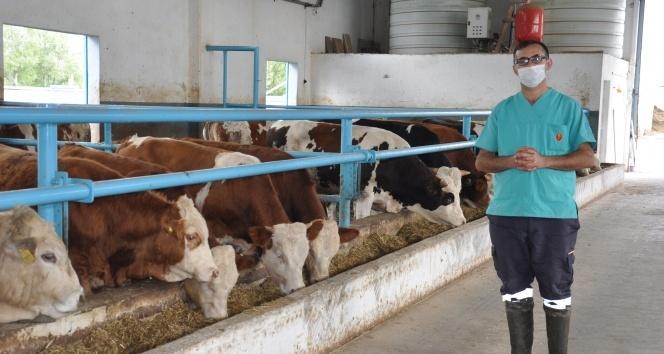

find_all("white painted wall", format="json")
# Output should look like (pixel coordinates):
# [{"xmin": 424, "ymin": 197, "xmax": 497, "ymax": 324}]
[
  {"xmin": 310, "ymin": 52, "xmax": 632, "ymax": 164},
  {"xmin": 310, "ymin": 53, "xmax": 604, "ymax": 110},
  {"xmin": 1, "ymin": 0, "xmax": 372, "ymax": 105}
]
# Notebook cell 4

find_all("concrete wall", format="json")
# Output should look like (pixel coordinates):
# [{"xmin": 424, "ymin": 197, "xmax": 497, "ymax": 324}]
[
  {"xmin": 0, "ymin": 0, "xmax": 372, "ymax": 106},
  {"xmin": 310, "ymin": 53, "xmax": 604, "ymax": 110}
]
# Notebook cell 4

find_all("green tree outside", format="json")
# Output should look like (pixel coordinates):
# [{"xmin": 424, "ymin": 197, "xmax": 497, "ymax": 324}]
[
  {"xmin": 3, "ymin": 25, "xmax": 83, "ymax": 88},
  {"xmin": 266, "ymin": 61, "xmax": 287, "ymax": 96}
]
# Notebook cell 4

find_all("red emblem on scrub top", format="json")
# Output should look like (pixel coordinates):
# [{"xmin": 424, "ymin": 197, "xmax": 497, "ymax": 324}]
[{"xmin": 555, "ymin": 132, "xmax": 563, "ymax": 142}]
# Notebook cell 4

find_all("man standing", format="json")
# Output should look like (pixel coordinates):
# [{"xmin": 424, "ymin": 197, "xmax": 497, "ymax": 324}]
[{"xmin": 474, "ymin": 40, "xmax": 596, "ymax": 354}]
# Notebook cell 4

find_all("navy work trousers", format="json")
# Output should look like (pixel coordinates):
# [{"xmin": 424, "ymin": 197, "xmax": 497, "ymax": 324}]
[{"xmin": 488, "ymin": 215, "xmax": 579, "ymax": 307}]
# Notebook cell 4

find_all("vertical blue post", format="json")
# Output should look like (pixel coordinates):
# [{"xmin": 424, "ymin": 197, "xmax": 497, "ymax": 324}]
[
  {"xmin": 462, "ymin": 115, "xmax": 472, "ymax": 140},
  {"xmin": 253, "ymin": 47, "xmax": 260, "ymax": 108},
  {"xmin": 222, "ymin": 51, "xmax": 228, "ymax": 107},
  {"xmin": 37, "ymin": 123, "xmax": 63, "ymax": 238},
  {"xmin": 339, "ymin": 118, "xmax": 357, "ymax": 228},
  {"xmin": 103, "ymin": 123, "xmax": 113, "ymax": 152}
]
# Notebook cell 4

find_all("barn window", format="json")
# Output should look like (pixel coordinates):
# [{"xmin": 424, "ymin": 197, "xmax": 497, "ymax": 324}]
[
  {"xmin": 2, "ymin": 24, "xmax": 98, "ymax": 104},
  {"xmin": 266, "ymin": 60, "xmax": 297, "ymax": 106}
]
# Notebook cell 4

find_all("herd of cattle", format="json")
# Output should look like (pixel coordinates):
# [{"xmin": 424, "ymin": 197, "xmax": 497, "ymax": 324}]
[{"xmin": 0, "ymin": 119, "xmax": 491, "ymax": 324}]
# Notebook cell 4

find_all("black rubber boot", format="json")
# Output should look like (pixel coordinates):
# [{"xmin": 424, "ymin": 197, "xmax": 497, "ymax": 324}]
[
  {"xmin": 505, "ymin": 298, "xmax": 534, "ymax": 354},
  {"xmin": 544, "ymin": 305, "xmax": 572, "ymax": 354}
]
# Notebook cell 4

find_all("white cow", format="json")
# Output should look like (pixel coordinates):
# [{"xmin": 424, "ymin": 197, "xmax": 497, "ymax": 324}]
[
  {"xmin": 0, "ymin": 207, "xmax": 84, "ymax": 323},
  {"xmin": 184, "ymin": 245, "xmax": 239, "ymax": 320}
]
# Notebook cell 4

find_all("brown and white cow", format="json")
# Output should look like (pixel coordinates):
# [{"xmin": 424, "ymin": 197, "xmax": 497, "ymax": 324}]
[
  {"xmin": 0, "ymin": 145, "xmax": 218, "ymax": 293},
  {"xmin": 116, "ymin": 136, "xmax": 311, "ymax": 294},
  {"xmin": 184, "ymin": 245, "xmax": 238, "ymax": 319},
  {"xmin": 202, "ymin": 121, "xmax": 270, "ymax": 145},
  {"xmin": 184, "ymin": 138, "xmax": 360, "ymax": 282},
  {"xmin": 267, "ymin": 120, "xmax": 463, "ymax": 225},
  {"xmin": 58, "ymin": 144, "xmax": 187, "ymax": 200},
  {"xmin": 0, "ymin": 207, "xmax": 84, "ymax": 323}
]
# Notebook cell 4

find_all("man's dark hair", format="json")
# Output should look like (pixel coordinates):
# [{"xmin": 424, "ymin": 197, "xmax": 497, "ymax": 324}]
[{"xmin": 513, "ymin": 40, "xmax": 550, "ymax": 59}]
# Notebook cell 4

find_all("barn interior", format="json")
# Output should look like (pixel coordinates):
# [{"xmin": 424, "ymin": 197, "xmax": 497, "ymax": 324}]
[{"xmin": 0, "ymin": 1, "xmax": 662, "ymax": 353}]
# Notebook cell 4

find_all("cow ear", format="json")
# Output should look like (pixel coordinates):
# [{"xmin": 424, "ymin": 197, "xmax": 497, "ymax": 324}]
[
  {"xmin": 306, "ymin": 220, "xmax": 325, "ymax": 241},
  {"xmin": 339, "ymin": 227, "xmax": 360, "ymax": 243},
  {"xmin": 248, "ymin": 226, "xmax": 273, "ymax": 249},
  {"xmin": 459, "ymin": 169, "xmax": 471, "ymax": 177},
  {"xmin": 430, "ymin": 167, "xmax": 439, "ymax": 175},
  {"xmin": 11, "ymin": 238, "xmax": 38, "ymax": 264}
]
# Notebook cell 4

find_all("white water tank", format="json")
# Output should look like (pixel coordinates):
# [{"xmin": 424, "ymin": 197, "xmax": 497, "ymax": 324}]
[
  {"xmin": 533, "ymin": 0, "xmax": 626, "ymax": 57},
  {"xmin": 390, "ymin": 0, "xmax": 487, "ymax": 54}
]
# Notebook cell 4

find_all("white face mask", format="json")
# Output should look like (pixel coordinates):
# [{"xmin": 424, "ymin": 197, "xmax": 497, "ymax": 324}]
[{"xmin": 517, "ymin": 64, "xmax": 547, "ymax": 88}]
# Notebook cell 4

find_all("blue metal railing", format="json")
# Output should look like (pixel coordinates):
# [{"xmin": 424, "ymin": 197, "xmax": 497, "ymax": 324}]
[
  {"xmin": 0, "ymin": 105, "xmax": 488, "ymax": 237},
  {"xmin": 205, "ymin": 45, "xmax": 260, "ymax": 108}
]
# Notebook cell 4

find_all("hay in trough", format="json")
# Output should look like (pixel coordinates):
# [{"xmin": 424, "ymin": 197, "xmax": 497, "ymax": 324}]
[
  {"xmin": 227, "ymin": 278, "xmax": 284, "ymax": 316},
  {"xmin": 463, "ymin": 206, "xmax": 486, "ymax": 222},
  {"xmin": 42, "ymin": 300, "xmax": 210, "ymax": 354},
  {"xmin": 42, "ymin": 279, "xmax": 285, "ymax": 354}
]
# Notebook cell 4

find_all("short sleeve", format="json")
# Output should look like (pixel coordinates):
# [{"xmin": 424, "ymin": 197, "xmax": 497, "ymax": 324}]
[
  {"xmin": 474, "ymin": 111, "xmax": 499, "ymax": 152},
  {"xmin": 569, "ymin": 106, "xmax": 596, "ymax": 151}
]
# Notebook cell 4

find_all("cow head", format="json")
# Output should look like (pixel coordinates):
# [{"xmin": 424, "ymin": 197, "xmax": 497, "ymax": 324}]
[
  {"xmin": 408, "ymin": 167, "xmax": 466, "ymax": 226},
  {"xmin": 0, "ymin": 207, "xmax": 83, "ymax": 322},
  {"xmin": 164, "ymin": 196, "xmax": 218, "ymax": 283},
  {"xmin": 429, "ymin": 167, "xmax": 467, "ymax": 226},
  {"xmin": 304, "ymin": 219, "xmax": 341, "ymax": 283},
  {"xmin": 184, "ymin": 245, "xmax": 238, "ymax": 320},
  {"xmin": 248, "ymin": 222, "xmax": 310, "ymax": 294},
  {"xmin": 60, "ymin": 124, "xmax": 91, "ymax": 141}
]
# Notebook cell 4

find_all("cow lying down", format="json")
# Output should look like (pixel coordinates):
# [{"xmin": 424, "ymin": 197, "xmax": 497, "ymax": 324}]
[{"xmin": 0, "ymin": 207, "xmax": 84, "ymax": 323}]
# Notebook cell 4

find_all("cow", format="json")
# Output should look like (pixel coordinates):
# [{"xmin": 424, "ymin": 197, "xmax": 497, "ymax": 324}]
[
  {"xmin": 417, "ymin": 121, "xmax": 490, "ymax": 208},
  {"xmin": 58, "ymin": 144, "xmax": 186, "ymax": 200},
  {"xmin": 184, "ymin": 245, "xmax": 238, "ymax": 320},
  {"xmin": 0, "ymin": 207, "xmax": 84, "ymax": 323},
  {"xmin": 0, "ymin": 124, "xmax": 92, "ymax": 151},
  {"xmin": 116, "ymin": 136, "xmax": 311, "ymax": 294},
  {"xmin": 434, "ymin": 167, "xmax": 468, "ymax": 226},
  {"xmin": 266, "ymin": 120, "xmax": 465, "ymax": 226},
  {"xmin": 0, "ymin": 145, "xmax": 218, "ymax": 294},
  {"xmin": 351, "ymin": 119, "xmax": 490, "ymax": 209},
  {"xmin": 184, "ymin": 138, "xmax": 360, "ymax": 282},
  {"xmin": 202, "ymin": 121, "xmax": 270, "ymax": 145}
]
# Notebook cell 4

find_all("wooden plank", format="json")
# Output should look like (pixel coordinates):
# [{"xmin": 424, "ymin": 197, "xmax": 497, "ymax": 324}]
[
  {"xmin": 334, "ymin": 38, "xmax": 344, "ymax": 53},
  {"xmin": 342, "ymin": 34, "xmax": 353, "ymax": 53},
  {"xmin": 325, "ymin": 36, "xmax": 335, "ymax": 54}
]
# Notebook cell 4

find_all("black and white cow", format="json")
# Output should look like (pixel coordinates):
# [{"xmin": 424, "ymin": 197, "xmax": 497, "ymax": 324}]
[{"xmin": 267, "ymin": 120, "xmax": 465, "ymax": 226}]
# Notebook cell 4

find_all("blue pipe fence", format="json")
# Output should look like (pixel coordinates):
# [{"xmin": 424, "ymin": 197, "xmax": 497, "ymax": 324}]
[{"xmin": 0, "ymin": 105, "xmax": 488, "ymax": 240}]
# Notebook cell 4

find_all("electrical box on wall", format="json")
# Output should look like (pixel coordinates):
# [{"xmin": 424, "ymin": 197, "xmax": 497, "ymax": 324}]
[{"xmin": 467, "ymin": 7, "xmax": 492, "ymax": 39}]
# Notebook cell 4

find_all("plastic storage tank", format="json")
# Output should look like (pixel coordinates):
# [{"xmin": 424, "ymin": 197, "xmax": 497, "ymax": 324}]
[
  {"xmin": 390, "ymin": 0, "xmax": 487, "ymax": 54},
  {"xmin": 533, "ymin": 0, "xmax": 626, "ymax": 57}
]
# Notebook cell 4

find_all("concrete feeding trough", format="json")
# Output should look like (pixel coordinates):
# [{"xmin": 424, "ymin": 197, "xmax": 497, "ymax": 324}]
[{"xmin": 0, "ymin": 164, "xmax": 624, "ymax": 354}]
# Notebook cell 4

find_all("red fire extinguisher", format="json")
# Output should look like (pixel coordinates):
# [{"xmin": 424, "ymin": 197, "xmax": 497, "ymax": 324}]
[{"xmin": 515, "ymin": 5, "xmax": 544, "ymax": 43}]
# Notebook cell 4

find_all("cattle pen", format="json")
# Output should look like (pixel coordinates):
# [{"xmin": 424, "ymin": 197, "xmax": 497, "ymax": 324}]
[{"xmin": 0, "ymin": 104, "xmax": 488, "ymax": 239}]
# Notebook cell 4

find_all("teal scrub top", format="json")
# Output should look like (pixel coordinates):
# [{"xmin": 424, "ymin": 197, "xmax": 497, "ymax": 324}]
[{"xmin": 475, "ymin": 88, "xmax": 596, "ymax": 219}]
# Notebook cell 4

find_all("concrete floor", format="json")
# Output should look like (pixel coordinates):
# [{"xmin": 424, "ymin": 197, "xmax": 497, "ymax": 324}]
[{"xmin": 333, "ymin": 134, "xmax": 664, "ymax": 354}]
